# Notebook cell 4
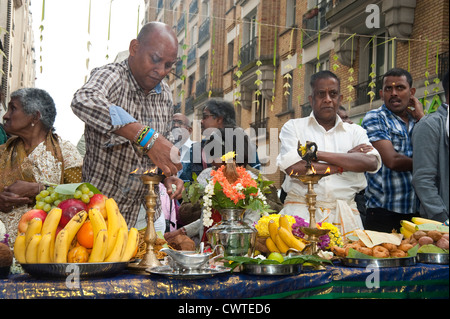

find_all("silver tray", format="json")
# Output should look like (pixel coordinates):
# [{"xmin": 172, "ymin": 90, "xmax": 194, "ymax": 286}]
[
  {"xmin": 21, "ymin": 262, "xmax": 128, "ymax": 279},
  {"xmin": 243, "ymin": 263, "xmax": 303, "ymax": 275},
  {"xmin": 147, "ymin": 265, "xmax": 230, "ymax": 279},
  {"xmin": 417, "ymin": 253, "xmax": 449, "ymax": 264},
  {"xmin": 342, "ymin": 256, "xmax": 416, "ymax": 268}
]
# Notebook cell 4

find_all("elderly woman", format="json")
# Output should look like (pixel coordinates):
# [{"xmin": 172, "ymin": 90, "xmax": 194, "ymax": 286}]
[{"xmin": 0, "ymin": 88, "xmax": 83, "ymax": 244}]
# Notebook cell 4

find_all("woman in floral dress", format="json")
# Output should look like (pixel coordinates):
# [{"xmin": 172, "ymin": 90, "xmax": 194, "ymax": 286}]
[{"xmin": 0, "ymin": 88, "xmax": 83, "ymax": 245}]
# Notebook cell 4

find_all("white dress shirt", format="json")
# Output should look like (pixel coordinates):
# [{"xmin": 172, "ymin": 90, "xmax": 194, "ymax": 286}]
[{"xmin": 277, "ymin": 112, "xmax": 381, "ymax": 236}]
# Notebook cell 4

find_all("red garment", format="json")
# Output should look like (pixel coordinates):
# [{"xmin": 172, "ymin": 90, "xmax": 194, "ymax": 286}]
[{"xmin": 201, "ymin": 208, "xmax": 222, "ymax": 243}]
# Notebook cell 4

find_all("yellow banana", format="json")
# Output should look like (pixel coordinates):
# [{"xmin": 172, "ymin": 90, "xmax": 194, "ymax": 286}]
[
  {"xmin": 400, "ymin": 220, "xmax": 416, "ymax": 234},
  {"xmin": 265, "ymin": 237, "xmax": 280, "ymax": 253},
  {"xmin": 411, "ymin": 217, "xmax": 442, "ymax": 225},
  {"xmin": 25, "ymin": 217, "xmax": 43, "ymax": 249},
  {"xmin": 268, "ymin": 220, "xmax": 278, "ymax": 242},
  {"xmin": 13, "ymin": 233, "xmax": 27, "ymax": 264},
  {"xmin": 121, "ymin": 227, "xmax": 139, "ymax": 262},
  {"xmin": 106, "ymin": 198, "xmax": 121, "ymax": 257},
  {"xmin": 278, "ymin": 227, "xmax": 306, "ymax": 252},
  {"xmin": 41, "ymin": 207, "xmax": 62, "ymax": 262},
  {"xmin": 274, "ymin": 233, "xmax": 290, "ymax": 254},
  {"xmin": 54, "ymin": 210, "xmax": 87, "ymax": 263},
  {"xmin": 400, "ymin": 226, "xmax": 413, "ymax": 239},
  {"xmin": 105, "ymin": 227, "xmax": 127, "ymax": 262},
  {"xmin": 279, "ymin": 214, "xmax": 292, "ymax": 234},
  {"xmin": 37, "ymin": 232, "xmax": 53, "ymax": 263},
  {"xmin": 88, "ymin": 229, "xmax": 108, "ymax": 262},
  {"xmin": 25, "ymin": 233, "xmax": 42, "ymax": 263},
  {"xmin": 89, "ymin": 208, "xmax": 107, "ymax": 235}
]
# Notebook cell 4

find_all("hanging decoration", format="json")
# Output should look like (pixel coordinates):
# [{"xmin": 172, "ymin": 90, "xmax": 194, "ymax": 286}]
[
  {"xmin": 84, "ymin": 0, "xmax": 92, "ymax": 83},
  {"xmin": 253, "ymin": 20, "xmax": 263, "ymax": 107},
  {"xmin": 209, "ymin": 16, "xmax": 216, "ymax": 98},
  {"xmin": 105, "ymin": 0, "xmax": 113, "ymax": 60},
  {"xmin": 270, "ymin": 25, "xmax": 277, "ymax": 111},
  {"xmin": 39, "ymin": 0, "xmax": 45, "ymax": 73},
  {"xmin": 233, "ymin": 19, "xmax": 243, "ymax": 108}
]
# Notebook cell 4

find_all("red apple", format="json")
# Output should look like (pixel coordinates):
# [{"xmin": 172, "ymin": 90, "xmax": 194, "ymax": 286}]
[
  {"xmin": 58, "ymin": 199, "xmax": 87, "ymax": 228},
  {"xmin": 18, "ymin": 209, "xmax": 47, "ymax": 233},
  {"xmin": 86, "ymin": 194, "xmax": 108, "ymax": 219}
]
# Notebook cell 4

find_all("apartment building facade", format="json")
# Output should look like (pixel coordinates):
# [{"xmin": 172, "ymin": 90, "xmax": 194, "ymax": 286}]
[
  {"xmin": 0, "ymin": 0, "xmax": 35, "ymax": 118},
  {"xmin": 145, "ymin": 0, "xmax": 449, "ymax": 187}
]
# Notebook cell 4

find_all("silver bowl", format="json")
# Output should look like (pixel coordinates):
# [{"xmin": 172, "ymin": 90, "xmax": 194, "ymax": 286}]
[
  {"xmin": 417, "ymin": 253, "xmax": 449, "ymax": 264},
  {"xmin": 20, "ymin": 262, "xmax": 128, "ymax": 279}
]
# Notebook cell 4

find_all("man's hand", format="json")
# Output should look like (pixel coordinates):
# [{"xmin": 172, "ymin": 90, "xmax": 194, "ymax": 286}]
[
  {"xmin": 162, "ymin": 175, "xmax": 184, "ymax": 200},
  {"xmin": 406, "ymin": 96, "xmax": 425, "ymax": 121},
  {"xmin": 146, "ymin": 135, "xmax": 182, "ymax": 177}
]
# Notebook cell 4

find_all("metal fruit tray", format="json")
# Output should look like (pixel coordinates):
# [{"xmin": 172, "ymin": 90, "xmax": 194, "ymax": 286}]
[
  {"xmin": 147, "ymin": 265, "xmax": 230, "ymax": 279},
  {"xmin": 21, "ymin": 262, "xmax": 128, "ymax": 279},
  {"xmin": 417, "ymin": 253, "xmax": 449, "ymax": 265},
  {"xmin": 341, "ymin": 256, "xmax": 416, "ymax": 268},
  {"xmin": 242, "ymin": 263, "xmax": 303, "ymax": 275}
]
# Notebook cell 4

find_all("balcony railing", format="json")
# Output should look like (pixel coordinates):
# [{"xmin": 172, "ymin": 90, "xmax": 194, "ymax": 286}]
[
  {"xmin": 198, "ymin": 18, "xmax": 210, "ymax": 46},
  {"xmin": 353, "ymin": 75, "xmax": 383, "ymax": 106},
  {"xmin": 185, "ymin": 96, "xmax": 194, "ymax": 115},
  {"xmin": 438, "ymin": 51, "xmax": 449, "ymax": 80},
  {"xmin": 240, "ymin": 38, "xmax": 258, "ymax": 68},
  {"xmin": 175, "ymin": 59, "xmax": 184, "ymax": 78},
  {"xmin": 187, "ymin": 46, "xmax": 197, "ymax": 68},
  {"xmin": 302, "ymin": 0, "xmax": 333, "ymax": 38},
  {"xmin": 196, "ymin": 74, "xmax": 208, "ymax": 96}
]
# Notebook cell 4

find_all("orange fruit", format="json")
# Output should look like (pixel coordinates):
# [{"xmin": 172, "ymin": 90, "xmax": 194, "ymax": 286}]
[
  {"xmin": 68, "ymin": 246, "xmax": 90, "ymax": 263},
  {"xmin": 76, "ymin": 220, "xmax": 94, "ymax": 249}
]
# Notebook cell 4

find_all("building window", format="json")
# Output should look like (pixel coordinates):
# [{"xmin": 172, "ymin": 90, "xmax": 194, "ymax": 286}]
[
  {"xmin": 286, "ymin": 0, "xmax": 296, "ymax": 27},
  {"xmin": 227, "ymin": 40, "xmax": 234, "ymax": 69}
]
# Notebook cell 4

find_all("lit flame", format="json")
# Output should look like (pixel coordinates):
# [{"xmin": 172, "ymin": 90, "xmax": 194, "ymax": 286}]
[
  {"xmin": 325, "ymin": 167, "xmax": 331, "ymax": 174},
  {"xmin": 130, "ymin": 168, "xmax": 139, "ymax": 174},
  {"xmin": 311, "ymin": 165, "xmax": 317, "ymax": 174}
]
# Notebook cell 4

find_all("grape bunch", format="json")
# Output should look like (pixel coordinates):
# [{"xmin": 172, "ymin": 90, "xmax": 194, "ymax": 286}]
[{"xmin": 34, "ymin": 184, "xmax": 94, "ymax": 212}]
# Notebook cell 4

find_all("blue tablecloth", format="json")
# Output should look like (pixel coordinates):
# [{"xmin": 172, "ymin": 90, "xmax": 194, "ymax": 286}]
[{"xmin": 0, "ymin": 263, "xmax": 448, "ymax": 299}]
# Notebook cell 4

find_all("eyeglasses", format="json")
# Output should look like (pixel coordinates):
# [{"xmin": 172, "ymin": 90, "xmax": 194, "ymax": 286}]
[
  {"xmin": 202, "ymin": 113, "xmax": 215, "ymax": 120},
  {"xmin": 172, "ymin": 119, "xmax": 185, "ymax": 126}
]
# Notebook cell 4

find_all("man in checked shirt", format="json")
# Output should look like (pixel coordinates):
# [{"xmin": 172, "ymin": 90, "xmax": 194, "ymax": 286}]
[{"xmin": 71, "ymin": 22, "xmax": 184, "ymax": 228}]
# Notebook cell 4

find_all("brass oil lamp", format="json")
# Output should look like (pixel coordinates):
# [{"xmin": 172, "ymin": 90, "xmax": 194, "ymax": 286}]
[{"xmin": 128, "ymin": 166, "xmax": 163, "ymax": 274}]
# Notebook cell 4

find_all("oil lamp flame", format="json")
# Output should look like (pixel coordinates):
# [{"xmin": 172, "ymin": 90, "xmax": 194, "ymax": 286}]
[
  {"xmin": 324, "ymin": 167, "xmax": 331, "ymax": 174},
  {"xmin": 311, "ymin": 165, "xmax": 317, "ymax": 174},
  {"xmin": 130, "ymin": 168, "xmax": 139, "ymax": 175}
]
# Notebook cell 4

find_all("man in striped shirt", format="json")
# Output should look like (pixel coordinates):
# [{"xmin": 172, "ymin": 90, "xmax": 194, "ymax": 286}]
[
  {"xmin": 71, "ymin": 22, "xmax": 183, "ymax": 227},
  {"xmin": 362, "ymin": 68, "xmax": 424, "ymax": 233}
]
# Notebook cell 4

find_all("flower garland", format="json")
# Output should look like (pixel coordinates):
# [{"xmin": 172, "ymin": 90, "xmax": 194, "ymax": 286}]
[{"xmin": 202, "ymin": 164, "xmax": 270, "ymax": 227}]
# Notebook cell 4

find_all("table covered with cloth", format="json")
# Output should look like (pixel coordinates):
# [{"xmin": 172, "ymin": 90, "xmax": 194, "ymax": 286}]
[{"xmin": 1, "ymin": 263, "xmax": 448, "ymax": 299}]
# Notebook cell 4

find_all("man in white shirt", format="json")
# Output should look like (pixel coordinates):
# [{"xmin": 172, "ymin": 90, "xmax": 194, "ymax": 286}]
[{"xmin": 277, "ymin": 71, "xmax": 381, "ymax": 237}]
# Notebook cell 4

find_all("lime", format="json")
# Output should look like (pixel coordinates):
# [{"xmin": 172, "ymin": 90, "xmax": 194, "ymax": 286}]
[{"xmin": 267, "ymin": 252, "xmax": 284, "ymax": 263}]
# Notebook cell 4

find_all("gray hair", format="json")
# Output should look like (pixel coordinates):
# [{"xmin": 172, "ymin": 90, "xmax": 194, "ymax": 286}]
[
  {"xmin": 10, "ymin": 88, "xmax": 56, "ymax": 132},
  {"xmin": 203, "ymin": 98, "xmax": 236, "ymax": 128}
]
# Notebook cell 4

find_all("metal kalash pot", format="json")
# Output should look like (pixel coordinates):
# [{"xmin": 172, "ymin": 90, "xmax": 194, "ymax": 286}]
[{"xmin": 206, "ymin": 208, "xmax": 257, "ymax": 257}]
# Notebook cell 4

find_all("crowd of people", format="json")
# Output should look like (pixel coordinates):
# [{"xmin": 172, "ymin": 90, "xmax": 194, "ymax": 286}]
[{"xmin": 1, "ymin": 21, "xmax": 448, "ymax": 250}]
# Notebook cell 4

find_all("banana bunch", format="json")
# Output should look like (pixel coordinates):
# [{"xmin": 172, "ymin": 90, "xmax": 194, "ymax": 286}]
[
  {"xmin": 265, "ymin": 215, "xmax": 306, "ymax": 254},
  {"xmin": 400, "ymin": 217, "xmax": 443, "ymax": 239},
  {"xmin": 13, "ymin": 198, "xmax": 139, "ymax": 264}
]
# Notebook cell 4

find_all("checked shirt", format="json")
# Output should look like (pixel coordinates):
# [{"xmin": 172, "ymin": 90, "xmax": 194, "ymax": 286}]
[
  {"xmin": 362, "ymin": 104, "xmax": 417, "ymax": 215},
  {"xmin": 71, "ymin": 59, "xmax": 174, "ymax": 226}
]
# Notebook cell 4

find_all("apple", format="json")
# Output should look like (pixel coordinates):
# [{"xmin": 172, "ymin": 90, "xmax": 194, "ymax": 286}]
[
  {"xmin": 86, "ymin": 194, "xmax": 108, "ymax": 219},
  {"xmin": 58, "ymin": 199, "xmax": 87, "ymax": 228},
  {"xmin": 18, "ymin": 209, "xmax": 47, "ymax": 233}
]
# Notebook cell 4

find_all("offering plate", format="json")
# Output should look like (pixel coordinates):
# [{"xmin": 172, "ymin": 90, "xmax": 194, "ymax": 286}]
[
  {"xmin": 20, "ymin": 262, "xmax": 128, "ymax": 279},
  {"xmin": 417, "ymin": 253, "xmax": 449, "ymax": 265},
  {"xmin": 147, "ymin": 265, "xmax": 230, "ymax": 279},
  {"xmin": 242, "ymin": 263, "xmax": 303, "ymax": 275},
  {"xmin": 341, "ymin": 256, "xmax": 416, "ymax": 268}
]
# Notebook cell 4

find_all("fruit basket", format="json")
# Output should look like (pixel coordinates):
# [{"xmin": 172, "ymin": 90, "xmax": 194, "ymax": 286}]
[{"xmin": 21, "ymin": 262, "xmax": 128, "ymax": 279}]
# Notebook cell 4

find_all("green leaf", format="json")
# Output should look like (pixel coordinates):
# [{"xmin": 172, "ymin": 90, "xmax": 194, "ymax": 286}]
[{"xmin": 54, "ymin": 183, "xmax": 101, "ymax": 196}]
